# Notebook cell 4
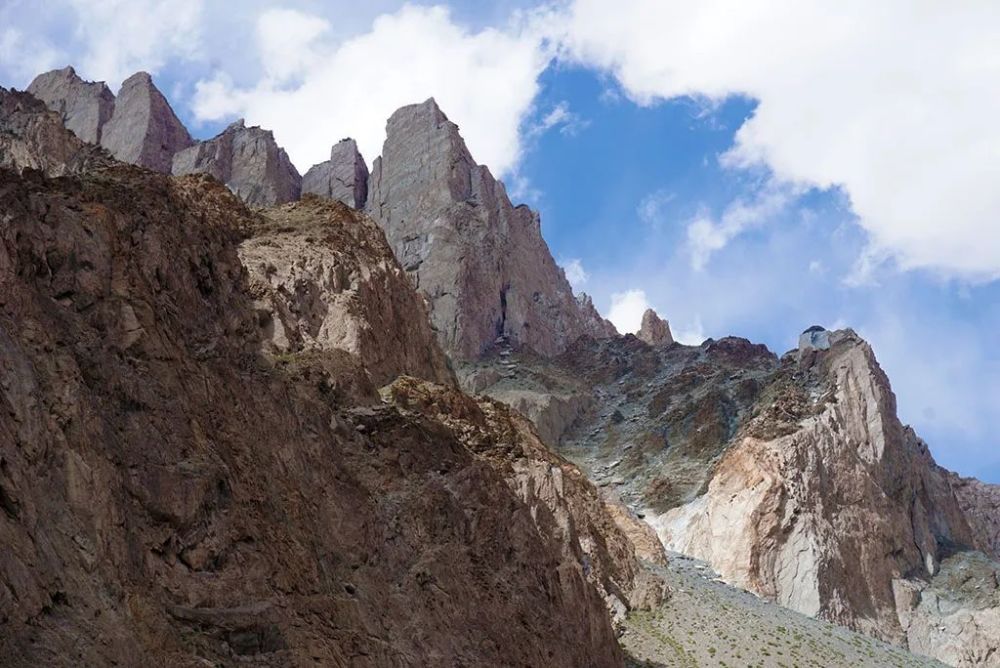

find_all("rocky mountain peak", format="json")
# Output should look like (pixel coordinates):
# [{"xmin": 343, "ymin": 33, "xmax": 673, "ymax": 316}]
[
  {"xmin": 99, "ymin": 70, "xmax": 193, "ymax": 172},
  {"xmin": 27, "ymin": 66, "xmax": 115, "ymax": 144},
  {"xmin": 302, "ymin": 137, "xmax": 369, "ymax": 208},
  {"xmin": 637, "ymin": 308, "xmax": 673, "ymax": 346},
  {"xmin": 172, "ymin": 119, "xmax": 301, "ymax": 207},
  {"xmin": 367, "ymin": 98, "xmax": 616, "ymax": 360}
]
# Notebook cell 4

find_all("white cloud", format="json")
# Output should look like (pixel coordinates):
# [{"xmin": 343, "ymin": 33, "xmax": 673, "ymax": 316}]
[
  {"xmin": 193, "ymin": 4, "xmax": 550, "ymax": 174},
  {"xmin": 607, "ymin": 288, "xmax": 650, "ymax": 333},
  {"xmin": 686, "ymin": 184, "xmax": 792, "ymax": 270},
  {"xmin": 68, "ymin": 0, "xmax": 205, "ymax": 84},
  {"xmin": 256, "ymin": 8, "xmax": 330, "ymax": 83},
  {"xmin": 559, "ymin": 0, "xmax": 1000, "ymax": 281},
  {"xmin": 0, "ymin": 28, "xmax": 62, "ymax": 85},
  {"xmin": 529, "ymin": 101, "xmax": 588, "ymax": 137},
  {"xmin": 560, "ymin": 258, "xmax": 588, "ymax": 288}
]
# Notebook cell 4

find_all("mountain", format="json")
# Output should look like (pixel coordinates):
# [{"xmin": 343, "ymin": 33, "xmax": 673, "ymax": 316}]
[
  {"xmin": 0, "ymin": 89, "xmax": 660, "ymax": 666},
  {"xmin": 366, "ymin": 98, "xmax": 617, "ymax": 360},
  {"xmin": 3, "ymin": 67, "xmax": 999, "ymax": 667}
]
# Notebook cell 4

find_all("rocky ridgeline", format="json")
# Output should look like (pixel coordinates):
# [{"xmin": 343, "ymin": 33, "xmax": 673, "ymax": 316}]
[
  {"xmin": 366, "ymin": 99, "xmax": 617, "ymax": 360},
  {"xmin": 23, "ymin": 70, "xmax": 615, "ymax": 361}
]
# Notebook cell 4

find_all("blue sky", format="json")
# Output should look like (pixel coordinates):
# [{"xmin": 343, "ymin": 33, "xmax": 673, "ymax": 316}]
[{"xmin": 1, "ymin": 0, "xmax": 998, "ymax": 482}]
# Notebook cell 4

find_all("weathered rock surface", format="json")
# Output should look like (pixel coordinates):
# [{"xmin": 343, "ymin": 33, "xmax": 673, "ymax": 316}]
[
  {"xmin": 0, "ymin": 157, "xmax": 631, "ymax": 666},
  {"xmin": 383, "ymin": 376, "xmax": 668, "ymax": 625},
  {"xmin": 100, "ymin": 72, "xmax": 193, "ymax": 172},
  {"xmin": 367, "ymin": 98, "xmax": 617, "ymax": 360},
  {"xmin": 0, "ymin": 87, "xmax": 111, "ymax": 175},
  {"xmin": 301, "ymin": 138, "xmax": 368, "ymax": 208},
  {"xmin": 26, "ymin": 66, "xmax": 115, "ymax": 144},
  {"xmin": 239, "ymin": 195, "xmax": 454, "ymax": 387},
  {"xmin": 465, "ymin": 328, "xmax": 1000, "ymax": 666},
  {"xmin": 636, "ymin": 308, "xmax": 673, "ymax": 346},
  {"xmin": 173, "ymin": 119, "xmax": 301, "ymax": 207},
  {"xmin": 949, "ymin": 473, "xmax": 1000, "ymax": 559}
]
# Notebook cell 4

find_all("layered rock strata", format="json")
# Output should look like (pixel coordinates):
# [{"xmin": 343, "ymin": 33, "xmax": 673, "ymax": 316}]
[{"xmin": 367, "ymin": 98, "xmax": 616, "ymax": 360}]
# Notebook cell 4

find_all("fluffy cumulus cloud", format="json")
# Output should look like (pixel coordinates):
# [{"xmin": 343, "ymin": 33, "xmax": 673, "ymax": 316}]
[
  {"xmin": 607, "ymin": 288, "xmax": 650, "ymax": 333},
  {"xmin": 559, "ymin": 0, "xmax": 1000, "ymax": 281},
  {"xmin": 193, "ymin": 4, "xmax": 551, "ymax": 173}
]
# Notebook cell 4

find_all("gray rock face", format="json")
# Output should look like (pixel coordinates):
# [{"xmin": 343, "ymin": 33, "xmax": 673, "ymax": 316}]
[
  {"xmin": 302, "ymin": 138, "xmax": 368, "ymax": 208},
  {"xmin": 172, "ymin": 120, "xmax": 301, "ymax": 207},
  {"xmin": 637, "ymin": 308, "xmax": 673, "ymax": 346},
  {"xmin": 367, "ymin": 98, "xmax": 617, "ymax": 360},
  {"xmin": 27, "ymin": 66, "xmax": 115, "ymax": 144},
  {"xmin": 798, "ymin": 325, "xmax": 832, "ymax": 359},
  {"xmin": 100, "ymin": 72, "xmax": 193, "ymax": 172}
]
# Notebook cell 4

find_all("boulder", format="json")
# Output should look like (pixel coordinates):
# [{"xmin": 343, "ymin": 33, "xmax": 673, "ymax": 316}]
[{"xmin": 637, "ymin": 308, "xmax": 673, "ymax": 346}]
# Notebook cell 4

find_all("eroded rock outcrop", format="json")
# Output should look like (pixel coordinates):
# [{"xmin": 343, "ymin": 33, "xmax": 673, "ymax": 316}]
[
  {"xmin": 100, "ymin": 71, "xmax": 193, "ymax": 172},
  {"xmin": 26, "ymin": 66, "xmax": 115, "ymax": 144},
  {"xmin": 949, "ymin": 474, "xmax": 1000, "ymax": 559},
  {"xmin": 239, "ymin": 195, "xmax": 454, "ymax": 387},
  {"xmin": 384, "ymin": 376, "xmax": 668, "ymax": 624},
  {"xmin": 655, "ymin": 331, "xmax": 978, "ymax": 641},
  {"xmin": 636, "ymin": 308, "xmax": 673, "ymax": 346},
  {"xmin": 0, "ymin": 87, "xmax": 111, "ymax": 175},
  {"xmin": 367, "ymin": 98, "xmax": 617, "ymax": 360},
  {"xmin": 172, "ymin": 119, "xmax": 301, "ymax": 207},
  {"xmin": 302, "ymin": 138, "xmax": 368, "ymax": 208}
]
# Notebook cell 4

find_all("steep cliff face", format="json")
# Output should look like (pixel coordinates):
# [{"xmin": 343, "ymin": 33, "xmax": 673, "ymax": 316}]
[
  {"xmin": 366, "ymin": 98, "xmax": 616, "ymax": 360},
  {"xmin": 0, "ymin": 102, "xmax": 633, "ymax": 667},
  {"xmin": 99, "ymin": 72, "xmax": 193, "ymax": 172},
  {"xmin": 26, "ymin": 68, "xmax": 192, "ymax": 173},
  {"xmin": 301, "ymin": 138, "xmax": 368, "ymax": 208},
  {"xmin": 384, "ymin": 376, "xmax": 669, "ymax": 625},
  {"xmin": 239, "ymin": 195, "xmax": 454, "ymax": 387},
  {"xmin": 172, "ymin": 119, "xmax": 301, "ymax": 207},
  {"xmin": 0, "ymin": 88, "xmax": 111, "ymax": 175},
  {"xmin": 656, "ymin": 331, "xmax": 977, "ymax": 640},
  {"xmin": 26, "ymin": 66, "xmax": 115, "ymax": 144}
]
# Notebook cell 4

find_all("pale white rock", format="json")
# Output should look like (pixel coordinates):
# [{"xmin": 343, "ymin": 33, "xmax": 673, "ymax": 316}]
[
  {"xmin": 27, "ymin": 66, "xmax": 115, "ymax": 144},
  {"xmin": 302, "ymin": 138, "xmax": 368, "ymax": 208},
  {"xmin": 100, "ymin": 72, "xmax": 193, "ymax": 172},
  {"xmin": 367, "ymin": 98, "xmax": 617, "ymax": 360},
  {"xmin": 172, "ymin": 120, "xmax": 301, "ymax": 207},
  {"xmin": 655, "ymin": 330, "xmax": 981, "ymax": 646}
]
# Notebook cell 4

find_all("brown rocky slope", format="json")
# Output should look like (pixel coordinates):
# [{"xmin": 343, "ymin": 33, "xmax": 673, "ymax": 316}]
[{"xmin": 0, "ymin": 95, "xmax": 651, "ymax": 665}]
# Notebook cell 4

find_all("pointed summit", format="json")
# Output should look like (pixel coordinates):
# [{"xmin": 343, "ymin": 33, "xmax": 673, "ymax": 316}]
[
  {"xmin": 366, "ymin": 98, "xmax": 615, "ymax": 359},
  {"xmin": 302, "ymin": 138, "xmax": 369, "ymax": 208},
  {"xmin": 27, "ymin": 66, "xmax": 115, "ymax": 144},
  {"xmin": 172, "ymin": 120, "xmax": 301, "ymax": 207},
  {"xmin": 637, "ymin": 309, "xmax": 673, "ymax": 346},
  {"xmin": 100, "ymin": 71, "xmax": 193, "ymax": 172}
]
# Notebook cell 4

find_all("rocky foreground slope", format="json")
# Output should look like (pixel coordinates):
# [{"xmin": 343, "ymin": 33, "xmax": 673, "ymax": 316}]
[{"xmin": 0, "ymin": 86, "xmax": 669, "ymax": 666}]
